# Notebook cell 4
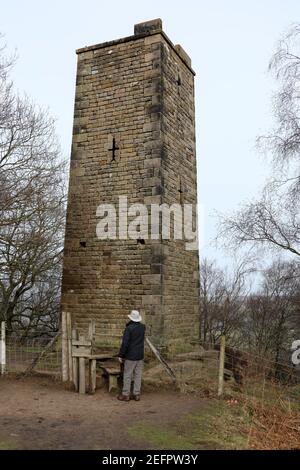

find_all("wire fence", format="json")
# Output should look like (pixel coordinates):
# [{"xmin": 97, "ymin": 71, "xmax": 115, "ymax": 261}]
[
  {"xmin": 160, "ymin": 338, "xmax": 300, "ymax": 407},
  {"xmin": 5, "ymin": 336, "xmax": 61, "ymax": 377},
  {"xmin": 1, "ymin": 322, "xmax": 299, "ymax": 409},
  {"xmin": 210, "ymin": 340, "xmax": 299, "ymax": 404}
]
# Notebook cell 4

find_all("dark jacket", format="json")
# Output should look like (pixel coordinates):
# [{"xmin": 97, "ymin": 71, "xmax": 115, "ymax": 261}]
[{"xmin": 118, "ymin": 321, "xmax": 146, "ymax": 361}]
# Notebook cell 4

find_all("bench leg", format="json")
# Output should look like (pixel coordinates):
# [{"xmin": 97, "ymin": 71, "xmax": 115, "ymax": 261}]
[
  {"xmin": 72, "ymin": 356, "xmax": 79, "ymax": 392},
  {"xmin": 89, "ymin": 359, "xmax": 96, "ymax": 394},
  {"xmin": 96, "ymin": 373, "xmax": 106, "ymax": 389},
  {"xmin": 79, "ymin": 357, "xmax": 86, "ymax": 394},
  {"xmin": 108, "ymin": 375, "xmax": 118, "ymax": 393}
]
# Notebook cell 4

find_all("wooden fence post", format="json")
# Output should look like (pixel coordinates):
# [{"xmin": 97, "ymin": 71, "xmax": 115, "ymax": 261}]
[
  {"xmin": 72, "ymin": 328, "xmax": 79, "ymax": 391},
  {"xmin": 66, "ymin": 312, "xmax": 73, "ymax": 382},
  {"xmin": 79, "ymin": 358, "xmax": 86, "ymax": 394},
  {"xmin": 61, "ymin": 311, "xmax": 69, "ymax": 382},
  {"xmin": 0, "ymin": 322, "xmax": 6, "ymax": 375},
  {"xmin": 218, "ymin": 335, "xmax": 226, "ymax": 397},
  {"xmin": 78, "ymin": 334, "xmax": 86, "ymax": 394},
  {"xmin": 89, "ymin": 359, "xmax": 96, "ymax": 394}
]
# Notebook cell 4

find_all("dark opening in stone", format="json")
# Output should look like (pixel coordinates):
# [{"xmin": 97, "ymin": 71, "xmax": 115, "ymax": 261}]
[
  {"xmin": 137, "ymin": 239, "xmax": 145, "ymax": 245},
  {"xmin": 108, "ymin": 136, "xmax": 119, "ymax": 162},
  {"xmin": 80, "ymin": 241, "xmax": 87, "ymax": 248}
]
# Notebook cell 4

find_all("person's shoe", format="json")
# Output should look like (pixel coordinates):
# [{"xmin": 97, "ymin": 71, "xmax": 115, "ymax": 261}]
[
  {"xmin": 117, "ymin": 394, "xmax": 130, "ymax": 402},
  {"xmin": 133, "ymin": 394, "xmax": 141, "ymax": 401}
]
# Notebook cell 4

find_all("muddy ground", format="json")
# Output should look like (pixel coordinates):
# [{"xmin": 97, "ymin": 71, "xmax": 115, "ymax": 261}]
[{"xmin": 0, "ymin": 375, "xmax": 204, "ymax": 450}]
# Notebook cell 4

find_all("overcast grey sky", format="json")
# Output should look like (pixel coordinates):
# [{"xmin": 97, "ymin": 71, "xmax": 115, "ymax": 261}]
[{"xmin": 1, "ymin": 0, "xmax": 299, "ymax": 263}]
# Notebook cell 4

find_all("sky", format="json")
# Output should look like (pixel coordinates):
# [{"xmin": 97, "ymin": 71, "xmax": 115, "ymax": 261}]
[{"xmin": 1, "ymin": 0, "xmax": 299, "ymax": 265}]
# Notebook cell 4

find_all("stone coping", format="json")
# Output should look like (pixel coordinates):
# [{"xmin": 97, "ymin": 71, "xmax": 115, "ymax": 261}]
[{"xmin": 76, "ymin": 22, "xmax": 195, "ymax": 76}]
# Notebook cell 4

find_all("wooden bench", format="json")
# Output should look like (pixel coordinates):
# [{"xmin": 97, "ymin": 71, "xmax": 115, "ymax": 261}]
[
  {"xmin": 72, "ymin": 348, "xmax": 114, "ymax": 394},
  {"xmin": 89, "ymin": 360, "xmax": 121, "ymax": 394}
]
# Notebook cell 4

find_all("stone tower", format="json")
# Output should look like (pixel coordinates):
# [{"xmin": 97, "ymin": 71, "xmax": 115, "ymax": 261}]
[{"xmin": 61, "ymin": 19, "xmax": 199, "ymax": 350}]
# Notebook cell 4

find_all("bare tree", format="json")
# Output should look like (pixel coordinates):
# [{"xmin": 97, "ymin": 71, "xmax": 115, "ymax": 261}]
[
  {"xmin": 242, "ymin": 260, "xmax": 300, "ymax": 364},
  {"xmin": 265, "ymin": 24, "xmax": 300, "ymax": 165},
  {"xmin": 200, "ymin": 258, "xmax": 225, "ymax": 342},
  {"xmin": 219, "ymin": 187, "xmax": 300, "ymax": 257},
  {"xmin": 199, "ymin": 258, "xmax": 251, "ymax": 346},
  {"xmin": 219, "ymin": 25, "xmax": 300, "ymax": 258},
  {"xmin": 0, "ymin": 37, "xmax": 66, "ymax": 336}
]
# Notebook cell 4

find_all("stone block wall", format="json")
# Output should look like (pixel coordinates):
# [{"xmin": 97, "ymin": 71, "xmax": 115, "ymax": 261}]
[{"xmin": 61, "ymin": 19, "xmax": 199, "ymax": 349}]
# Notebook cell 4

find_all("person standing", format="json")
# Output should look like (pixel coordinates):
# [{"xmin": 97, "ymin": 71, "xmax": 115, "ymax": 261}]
[{"xmin": 118, "ymin": 310, "xmax": 145, "ymax": 402}]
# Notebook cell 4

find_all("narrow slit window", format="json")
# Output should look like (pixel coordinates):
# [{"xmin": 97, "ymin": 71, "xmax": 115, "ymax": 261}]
[{"xmin": 108, "ymin": 137, "xmax": 119, "ymax": 162}]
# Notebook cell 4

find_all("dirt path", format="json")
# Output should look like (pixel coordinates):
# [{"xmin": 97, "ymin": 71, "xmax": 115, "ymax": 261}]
[{"xmin": 0, "ymin": 375, "xmax": 204, "ymax": 450}]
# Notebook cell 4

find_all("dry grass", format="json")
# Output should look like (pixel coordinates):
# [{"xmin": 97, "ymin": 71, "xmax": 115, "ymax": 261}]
[{"xmin": 246, "ymin": 399, "xmax": 300, "ymax": 449}]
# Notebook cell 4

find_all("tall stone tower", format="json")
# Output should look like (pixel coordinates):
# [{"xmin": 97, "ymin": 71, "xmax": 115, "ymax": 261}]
[{"xmin": 61, "ymin": 19, "xmax": 199, "ymax": 350}]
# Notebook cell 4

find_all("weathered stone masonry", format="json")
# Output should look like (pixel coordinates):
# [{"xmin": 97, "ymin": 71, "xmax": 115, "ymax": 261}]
[{"xmin": 61, "ymin": 19, "xmax": 200, "ymax": 349}]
